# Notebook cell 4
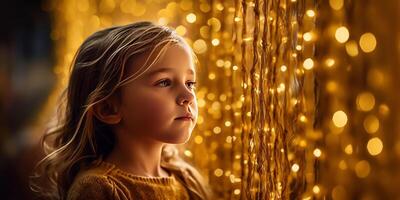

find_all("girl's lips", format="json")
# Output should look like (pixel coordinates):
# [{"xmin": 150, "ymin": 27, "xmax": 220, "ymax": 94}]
[{"xmin": 175, "ymin": 117, "xmax": 193, "ymax": 121}]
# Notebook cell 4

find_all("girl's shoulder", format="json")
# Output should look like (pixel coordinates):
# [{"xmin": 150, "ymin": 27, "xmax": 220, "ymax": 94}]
[{"xmin": 66, "ymin": 161, "xmax": 116, "ymax": 200}]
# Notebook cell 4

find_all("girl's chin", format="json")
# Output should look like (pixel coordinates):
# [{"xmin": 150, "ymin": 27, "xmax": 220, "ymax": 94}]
[{"xmin": 161, "ymin": 132, "xmax": 192, "ymax": 144}]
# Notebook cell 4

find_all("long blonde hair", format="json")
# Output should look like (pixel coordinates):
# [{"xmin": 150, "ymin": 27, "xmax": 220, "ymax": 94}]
[{"xmin": 30, "ymin": 21, "xmax": 197, "ymax": 199}]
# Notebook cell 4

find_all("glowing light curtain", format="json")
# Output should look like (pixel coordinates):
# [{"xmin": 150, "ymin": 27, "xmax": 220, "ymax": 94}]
[
  {"xmin": 41, "ymin": 0, "xmax": 400, "ymax": 199},
  {"xmin": 230, "ymin": 0, "xmax": 317, "ymax": 199}
]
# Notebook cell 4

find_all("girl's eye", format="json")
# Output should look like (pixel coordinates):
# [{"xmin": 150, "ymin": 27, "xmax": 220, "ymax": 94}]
[
  {"xmin": 186, "ymin": 81, "xmax": 197, "ymax": 90},
  {"xmin": 156, "ymin": 79, "xmax": 197, "ymax": 90},
  {"xmin": 156, "ymin": 79, "xmax": 172, "ymax": 87}
]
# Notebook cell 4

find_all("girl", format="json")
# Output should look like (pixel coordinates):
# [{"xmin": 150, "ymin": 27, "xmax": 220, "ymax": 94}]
[{"xmin": 31, "ymin": 21, "xmax": 213, "ymax": 200}]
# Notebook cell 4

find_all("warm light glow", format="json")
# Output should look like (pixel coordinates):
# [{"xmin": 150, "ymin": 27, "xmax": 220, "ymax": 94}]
[
  {"xmin": 312, "ymin": 185, "xmax": 321, "ymax": 194},
  {"xmin": 329, "ymin": 0, "xmax": 344, "ymax": 10},
  {"xmin": 291, "ymin": 163, "xmax": 300, "ymax": 172},
  {"xmin": 367, "ymin": 137, "xmax": 383, "ymax": 156},
  {"xmin": 363, "ymin": 115, "xmax": 380, "ymax": 134},
  {"xmin": 306, "ymin": 9, "xmax": 316, "ymax": 17},
  {"xmin": 214, "ymin": 168, "xmax": 223, "ymax": 177},
  {"xmin": 325, "ymin": 58, "xmax": 335, "ymax": 67},
  {"xmin": 194, "ymin": 135, "xmax": 203, "ymax": 144},
  {"xmin": 299, "ymin": 114, "xmax": 307, "ymax": 123},
  {"xmin": 356, "ymin": 92, "xmax": 375, "ymax": 111},
  {"xmin": 211, "ymin": 38, "xmax": 220, "ymax": 46},
  {"xmin": 199, "ymin": 26, "xmax": 210, "ymax": 38},
  {"xmin": 344, "ymin": 144, "xmax": 353, "ymax": 155},
  {"xmin": 303, "ymin": 58, "xmax": 314, "ymax": 70},
  {"xmin": 193, "ymin": 39, "xmax": 207, "ymax": 54},
  {"xmin": 332, "ymin": 110, "xmax": 348, "ymax": 128},
  {"xmin": 313, "ymin": 148, "xmax": 322, "ymax": 157},
  {"xmin": 335, "ymin": 26, "xmax": 350, "ymax": 43},
  {"xmin": 338, "ymin": 160, "xmax": 347, "ymax": 170},
  {"xmin": 345, "ymin": 40, "xmax": 359, "ymax": 56},
  {"xmin": 326, "ymin": 81, "xmax": 338, "ymax": 93},
  {"xmin": 186, "ymin": 13, "xmax": 197, "ymax": 23},
  {"xmin": 277, "ymin": 83, "xmax": 286, "ymax": 93},
  {"xmin": 359, "ymin": 32, "xmax": 377, "ymax": 53},
  {"xmin": 175, "ymin": 25, "xmax": 187, "ymax": 36},
  {"xmin": 355, "ymin": 160, "xmax": 371, "ymax": 178},
  {"xmin": 281, "ymin": 65, "xmax": 287, "ymax": 72},
  {"xmin": 303, "ymin": 32, "xmax": 313, "ymax": 42},
  {"xmin": 213, "ymin": 126, "xmax": 222, "ymax": 134},
  {"xmin": 184, "ymin": 150, "xmax": 193, "ymax": 157}
]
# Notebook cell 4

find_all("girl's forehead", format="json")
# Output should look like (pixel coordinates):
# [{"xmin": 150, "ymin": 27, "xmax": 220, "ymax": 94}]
[{"xmin": 126, "ymin": 44, "xmax": 196, "ymax": 78}]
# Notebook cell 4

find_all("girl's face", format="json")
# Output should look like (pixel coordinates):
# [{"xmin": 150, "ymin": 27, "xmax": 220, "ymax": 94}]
[{"xmin": 117, "ymin": 43, "xmax": 198, "ymax": 144}]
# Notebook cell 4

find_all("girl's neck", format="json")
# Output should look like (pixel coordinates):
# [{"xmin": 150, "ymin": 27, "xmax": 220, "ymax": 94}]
[{"xmin": 105, "ymin": 135, "xmax": 170, "ymax": 178}]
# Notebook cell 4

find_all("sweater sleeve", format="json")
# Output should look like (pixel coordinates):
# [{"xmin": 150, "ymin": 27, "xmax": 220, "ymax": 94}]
[{"xmin": 67, "ymin": 175, "xmax": 115, "ymax": 200}]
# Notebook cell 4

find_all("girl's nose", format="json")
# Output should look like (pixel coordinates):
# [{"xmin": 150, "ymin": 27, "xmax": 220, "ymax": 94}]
[{"xmin": 176, "ymin": 85, "xmax": 195, "ymax": 106}]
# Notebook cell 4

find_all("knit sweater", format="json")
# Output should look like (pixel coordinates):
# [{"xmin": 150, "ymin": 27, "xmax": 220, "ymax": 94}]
[{"xmin": 67, "ymin": 159, "xmax": 212, "ymax": 200}]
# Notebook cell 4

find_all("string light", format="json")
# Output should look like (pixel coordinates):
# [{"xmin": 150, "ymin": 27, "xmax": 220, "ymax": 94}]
[
  {"xmin": 306, "ymin": 10, "xmax": 316, "ymax": 17},
  {"xmin": 313, "ymin": 148, "xmax": 322, "ymax": 158},
  {"xmin": 292, "ymin": 163, "xmax": 300, "ymax": 172},
  {"xmin": 303, "ymin": 58, "xmax": 314, "ymax": 70},
  {"xmin": 303, "ymin": 32, "xmax": 313, "ymax": 42},
  {"xmin": 186, "ymin": 13, "xmax": 196, "ymax": 23},
  {"xmin": 280, "ymin": 65, "xmax": 287, "ymax": 72}
]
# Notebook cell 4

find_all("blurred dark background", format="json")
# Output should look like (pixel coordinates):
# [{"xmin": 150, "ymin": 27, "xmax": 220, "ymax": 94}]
[{"xmin": 0, "ymin": 0, "xmax": 55, "ymax": 199}]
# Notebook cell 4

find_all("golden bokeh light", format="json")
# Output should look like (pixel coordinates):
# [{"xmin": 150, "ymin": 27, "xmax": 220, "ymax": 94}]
[
  {"xmin": 356, "ymin": 92, "xmax": 375, "ymax": 111},
  {"xmin": 313, "ymin": 148, "xmax": 322, "ymax": 158},
  {"xmin": 329, "ymin": 0, "xmax": 344, "ymax": 10},
  {"xmin": 344, "ymin": 144, "xmax": 353, "ymax": 155},
  {"xmin": 355, "ymin": 160, "xmax": 371, "ymax": 178},
  {"xmin": 345, "ymin": 40, "xmax": 359, "ymax": 56},
  {"xmin": 303, "ymin": 58, "xmax": 314, "ymax": 70},
  {"xmin": 186, "ymin": 13, "xmax": 196, "ymax": 23},
  {"xmin": 332, "ymin": 110, "xmax": 348, "ymax": 128},
  {"xmin": 303, "ymin": 32, "xmax": 313, "ymax": 42},
  {"xmin": 292, "ymin": 163, "xmax": 300, "ymax": 172},
  {"xmin": 192, "ymin": 39, "xmax": 207, "ymax": 54},
  {"xmin": 359, "ymin": 32, "xmax": 377, "ymax": 53},
  {"xmin": 306, "ymin": 9, "xmax": 316, "ymax": 17},
  {"xmin": 367, "ymin": 137, "xmax": 383, "ymax": 156},
  {"xmin": 363, "ymin": 115, "xmax": 380, "ymax": 134},
  {"xmin": 325, "ymin": 58, "xmax": 335, "ymax": 67},
  {"xmin": 335, "ymin": 26, "xmax": 350, "ymax": 43}
]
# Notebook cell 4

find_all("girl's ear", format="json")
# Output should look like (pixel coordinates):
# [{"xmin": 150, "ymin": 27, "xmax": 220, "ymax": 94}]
[{"xmin": 92, "ymin": 97, "xmax": 122, "ymax": 125}]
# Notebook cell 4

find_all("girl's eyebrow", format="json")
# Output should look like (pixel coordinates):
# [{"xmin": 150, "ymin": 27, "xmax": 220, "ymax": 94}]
[{"xmin": 147, "ymin": 67, "xmax": 195, "ymax": 77}]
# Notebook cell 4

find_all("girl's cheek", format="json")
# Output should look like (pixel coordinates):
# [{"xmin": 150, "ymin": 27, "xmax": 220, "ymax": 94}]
[{"xmin": 138, "ymin": 96, "xmax": 173, "ymax": 118}]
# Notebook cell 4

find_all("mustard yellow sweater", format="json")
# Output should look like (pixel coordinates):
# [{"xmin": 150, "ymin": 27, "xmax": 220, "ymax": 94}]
[{"xmin": 67, "ymin": 159, "xmax": 212, "ymax": 200}]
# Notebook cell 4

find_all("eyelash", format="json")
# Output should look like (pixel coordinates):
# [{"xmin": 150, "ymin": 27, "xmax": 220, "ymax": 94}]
[{"xmin": 156, "ymin": 79, "xmax": 197, "ymax": 90}]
